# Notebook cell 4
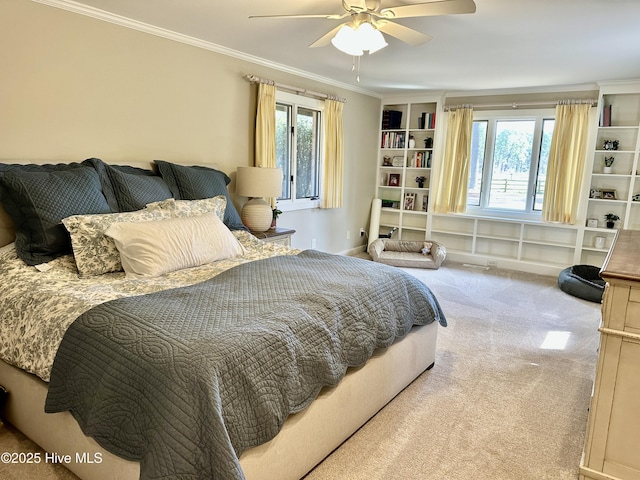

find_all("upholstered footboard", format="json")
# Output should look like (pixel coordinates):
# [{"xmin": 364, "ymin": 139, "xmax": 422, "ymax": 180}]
[{"xmin": 0, "ymin": 322, "xmax": 438, "ymax": 480}]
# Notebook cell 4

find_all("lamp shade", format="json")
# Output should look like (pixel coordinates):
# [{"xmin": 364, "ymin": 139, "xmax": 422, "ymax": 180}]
[
  {"xmin": 236, "ymin": 167, "xmax": 283, "ymax": 198},
  {"xmin": 236, "ymin": 167, "xmax": 283, "ymax": 232},
  {"xmin": 331, "ymin": 22, "xmax": 388, "ymax": 56}
]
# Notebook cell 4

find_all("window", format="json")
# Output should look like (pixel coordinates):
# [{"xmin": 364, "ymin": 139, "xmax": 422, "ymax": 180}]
[
  {"xmin": 467, "ymin": 110, "xmax": 555, "ymax": 217},
  {"xmin": 275, "ymin": 91, "xmax": 323, "ymax": 210}
]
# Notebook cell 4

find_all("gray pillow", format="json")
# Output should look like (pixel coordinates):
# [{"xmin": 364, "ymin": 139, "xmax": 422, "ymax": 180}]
[
  {"xmin": 154, "ymin": 160, "xmax": 246, "ymax": 231},
  {"xmin": 0, "ymin": 164, "xmax": 111, "ymax": 265},
  {"xmin": 83, "ymin": 158, "xmax": 172, "ymax": 212}
]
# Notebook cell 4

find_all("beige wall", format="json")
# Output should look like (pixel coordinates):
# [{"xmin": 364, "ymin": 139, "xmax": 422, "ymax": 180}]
[{"xmin": 0, "ymin": 0, "xmax": 381, "ymax": 253}]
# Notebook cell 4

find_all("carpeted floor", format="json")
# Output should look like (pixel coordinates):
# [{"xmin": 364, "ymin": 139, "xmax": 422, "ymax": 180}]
[
  {"xmin": 0, "ymin": 261, "xmax": 601, "ymax": 480},
  {"xmin": 303, "ymin": 262, "xmax": 601, "ymax": 480}
]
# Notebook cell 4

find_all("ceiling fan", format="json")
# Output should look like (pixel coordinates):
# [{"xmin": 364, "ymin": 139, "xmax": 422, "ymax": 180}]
[{"xmin": 250, "ymin": 0, "xmax": 476, "ymax": 56}]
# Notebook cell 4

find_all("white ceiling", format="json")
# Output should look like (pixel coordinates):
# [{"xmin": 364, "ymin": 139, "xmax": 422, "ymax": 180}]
[{"xmin": 53, "ymin": 0, "xmax": 640, "ymax": 96}]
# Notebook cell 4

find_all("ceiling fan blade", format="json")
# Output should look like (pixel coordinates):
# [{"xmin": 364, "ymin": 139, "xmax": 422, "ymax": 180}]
[
  {"xmin": 380, "ymin": 0, "xmax": 476, "ymax": 19},
  {"xmin": 249, "ymin": 13, "xmax": 346, "ymax": 20},
  {"xmin": 309, "ymin": 24, "xmax": 346, "ymax": 48},
  {"xmin": 377, "ymin": 21, "xmax": 432, "ymax": 46}
]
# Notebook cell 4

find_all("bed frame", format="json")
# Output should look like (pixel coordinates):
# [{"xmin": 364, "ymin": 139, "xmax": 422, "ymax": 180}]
[
  {"xmin": 0, "ymin": 324, "xmax": 437, "ymax": 480},
  {"xmin": 0, "ymin": 159, "xmax": 440, "ymax": 480}
]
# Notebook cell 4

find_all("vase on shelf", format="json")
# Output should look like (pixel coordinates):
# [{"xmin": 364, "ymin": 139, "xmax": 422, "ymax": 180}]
[
  {"xmin": 408, "ymin": 136, "xmax": 415, "ymax": 149},
  {"xmin": 603, "ymin": 156, "xmax": 614, "ymax": 174}
]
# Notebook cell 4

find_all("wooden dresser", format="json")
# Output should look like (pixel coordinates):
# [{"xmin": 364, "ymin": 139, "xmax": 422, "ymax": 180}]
[{"xmin": 580, "ymin": 229, "xmax": 640, "ymax": 480}]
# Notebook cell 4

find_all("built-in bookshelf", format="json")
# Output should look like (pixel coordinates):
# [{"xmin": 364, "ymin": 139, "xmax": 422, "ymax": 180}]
[
  {"xmin": 582, "ymin": 82, "xmax": 640, "ymax": 265},
  {"xmin": 376, "ymin": 96, "xmax": 441, "ymax": 242},
  {"xmin": 372, "ymin": 82, "xmax": 640, "ymax": 276}
]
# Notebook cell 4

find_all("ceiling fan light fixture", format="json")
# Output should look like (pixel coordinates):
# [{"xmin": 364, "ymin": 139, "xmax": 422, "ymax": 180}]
[
  {"xmin": 331, "ymin": 21, "xmax": 388, "ymax": 56},
  {"xmin": 331, "ymin": 24, "xmax": 364, "ymax": 56},
  {"xmin": 359, "ymin": 22, "xmax": 388, "ymax": 54}
]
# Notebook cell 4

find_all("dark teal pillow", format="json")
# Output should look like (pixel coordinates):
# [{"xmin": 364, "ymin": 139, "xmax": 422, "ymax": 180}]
[
  {"xmin": 83, "ymin": 158, "xmax": 172, "ymax": 212},
  {"xmin": 0, "ymin": 164, "xmax": 112, "ymax": 265},
  {"xmin": 154, "ymin": 160, "xmax": 246, "ymax": 231}
]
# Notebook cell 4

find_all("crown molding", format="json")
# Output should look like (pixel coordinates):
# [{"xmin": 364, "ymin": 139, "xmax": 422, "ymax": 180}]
[{"xmin": 32, "ymin": 0, "xmax": 381, "ymax": 99}]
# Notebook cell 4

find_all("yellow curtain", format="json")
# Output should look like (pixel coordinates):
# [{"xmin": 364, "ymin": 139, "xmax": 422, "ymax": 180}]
[
  {"xmin": 255, "ymin": 82, "xmax": 276, "ymax": 168},
  {"xmin": 433, "ymin": 107, "xmax": 474, "ymax": 213},
  {"xmin": 542, "ymin": 103, "xmax": 591, "ymax": 224},
  {"xmin": 321, "ymin": 99, "xmax": 344, "ymax": 209},
  {"xmin": 254, "ymin": 82, "xmax": 277, "ymax": 207}
]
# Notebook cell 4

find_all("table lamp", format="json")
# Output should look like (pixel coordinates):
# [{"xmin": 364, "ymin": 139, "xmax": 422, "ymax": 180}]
[{"xmin": 236, "ymin": 166, "xmax": 283, "ymax": 232}]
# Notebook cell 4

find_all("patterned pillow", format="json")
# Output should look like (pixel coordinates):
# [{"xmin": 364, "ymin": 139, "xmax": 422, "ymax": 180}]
[
  {"xmin": 154, "ymin": 160, "xmax": 246, "ymax": 231},
  {"xmin": 63, "ymin": 209, "xmax": 172, "ymax": 277},
  {"xmin": 146, "ymin": 196, "xmax": 227, "ymax": 221},
  {"xmin": 84, "ymin": 158, "xmax": 173, "ymax": 212},
  {"xmin": 0, "ymin": 164, "xmax": 111, "ymax": 265}
]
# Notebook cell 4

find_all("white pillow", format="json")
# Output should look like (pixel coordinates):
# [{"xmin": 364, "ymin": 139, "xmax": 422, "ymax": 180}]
[
  {"xmin": 63, "ymin": 209, "xmax": 172, "ymax": 277},
  {"xmin": 104, "ymin": 213, "xmax": 245, "ymax": 278}
]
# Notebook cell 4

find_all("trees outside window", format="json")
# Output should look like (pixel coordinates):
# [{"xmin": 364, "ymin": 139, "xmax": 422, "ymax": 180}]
[
  {"xmin": 275, "ymin": 92, "xmax": 323, "ymax": 210},
  {"xmin": 467, "ymin": 110, "xmax": 554, "ymax": 216}
]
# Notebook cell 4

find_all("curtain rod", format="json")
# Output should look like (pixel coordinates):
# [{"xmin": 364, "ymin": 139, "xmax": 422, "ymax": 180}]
[
  {"xmin": 444, "ymin": 98, "xmax": 597, "ymax": 111},
  {"xmin": 243, "ymin": 74, "xmax": 346, "ymax": 103}
]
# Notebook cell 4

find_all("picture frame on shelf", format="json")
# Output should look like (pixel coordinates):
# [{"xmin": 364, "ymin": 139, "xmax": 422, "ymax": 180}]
[
  {"xmin": 388, "ymin": 174, "xmax": 400, "ymax": 187},
  {"xmin": 601, "ymin": 189, "xmax": 617, "ymax": 200},
  {"xmin": 589, "ymin": 189, "xmax": 602, "ymax": 199},
  {"xmin": 404, "ymin": 192, "xmax": 415, "ymax": 211},
  {"xmin": 392, "ymin": 156, "xmax": 404, "ymax": 167},
  {"xmin": 586, "ymin": 218, "xmax": 598, "ymax": 228}
]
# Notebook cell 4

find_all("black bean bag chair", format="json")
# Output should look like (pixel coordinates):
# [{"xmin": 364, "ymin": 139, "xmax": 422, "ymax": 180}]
[{"xmin": 558, "ymin": 265, "xmax": 605, "ymax": 303}]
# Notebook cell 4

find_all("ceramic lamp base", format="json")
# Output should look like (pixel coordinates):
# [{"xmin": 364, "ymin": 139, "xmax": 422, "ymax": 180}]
[{"xmin": 241, "ymin": 198, "xmax": 272, "ymax": 232}]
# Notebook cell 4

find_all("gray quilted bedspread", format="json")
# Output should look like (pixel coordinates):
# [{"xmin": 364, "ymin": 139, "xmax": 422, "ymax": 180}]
[{"xmin": 45, "ymin": 250, "xmax": 446, "ymax": 480}]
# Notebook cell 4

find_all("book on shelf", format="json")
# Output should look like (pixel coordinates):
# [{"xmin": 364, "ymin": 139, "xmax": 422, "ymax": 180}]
[
  {"xmin": 418, "ymin": 112, "xmax": 437, "ymax": 129},
  {"xmin": 422, "ymin": 194, "xmax": 429, "ymax": 212},
  {"xmin": 408, "ymin": 151, "xmax": 433, "ymax": 168},
  {"xmin": 600, "ymin": 104, "xmax": 612, "ymax": 127},
  {"xmin": 380, "ymin": 131, "xmax": 406, "ymax": 148},
  {"xmin": 382, "ymin": 110, "xmax": 402, "ymax": 130}
]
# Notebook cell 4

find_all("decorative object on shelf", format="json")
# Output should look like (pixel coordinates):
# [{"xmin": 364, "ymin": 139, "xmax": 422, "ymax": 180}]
[
  {"xmin": 603, "ymin": 139, "xmax": 619, "ymax": 150},
  {"xmin": 633, "ymin": 193, "xmax": 640, "ymax": 202},
  {"xmin": 392, "ymin": 156, "xmax": 403, "ymax": 167},
  {"xmin": 594, "ymin": 236, "xmax": 606, "ymax": 249},
  {"xmin": 404, "ymin": 192, "xmax": 415, "ymax": 210},
  {"xmin": 603, "ymin": 156, "xmax": 615, "ymax": 174},
  {"xmin": 604, "ymin": 213, "xmax": 620, "ymax": 229},
  {"xmin": 415, "ymin": 175, "xmax": 426, "ymax": 188},
  {"xmin": 271, "ymin": 206, "xmax": 282, "ymax": 229},
  {"xmin": 388, "ymin": 173, "xmax": 400, "ymax": 187},
  {"xmin": 601, "ymin": 189, "xmax": 617, "ymax": 200},
  {"xmin": 424, "ymin": 137, "xmax": 433, "ymax": 148},
  {"xmin": 382, "ymin": 155, "xmax": 392, "ymax": 166},
  {"xmin": 587, "ymin": 218, "xmax": 599, "ymax": 228},
  {"xmin": 422, "ymin": 195, "xmax": 429, "ymax": 212},
  {"xmin": 236, "ymin": 166, "xmax": 283, "ymax": 232},
  {"xmin": 408, "ymin": 135, "xmax": 416, "ymax": 148},
  {"xmin": 589, "ymin": 189, "xmax": 602, "ymax": 199}
]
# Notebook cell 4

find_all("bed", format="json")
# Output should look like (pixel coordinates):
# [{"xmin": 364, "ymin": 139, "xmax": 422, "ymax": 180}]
[{"xmin": 0, "ymin": 158, "xmax": 446, "ymax": 480}]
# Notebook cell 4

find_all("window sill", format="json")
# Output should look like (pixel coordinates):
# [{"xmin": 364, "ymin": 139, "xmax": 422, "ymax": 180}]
[{"xmin": 278, "ymin": 198, "xmax": 320, "ymax": 212}]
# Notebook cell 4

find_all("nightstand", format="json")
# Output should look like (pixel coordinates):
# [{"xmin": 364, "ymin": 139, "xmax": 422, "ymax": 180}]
[{"xmin": 250, "ymin": 227, "xmax": 296, "ymax": 247}]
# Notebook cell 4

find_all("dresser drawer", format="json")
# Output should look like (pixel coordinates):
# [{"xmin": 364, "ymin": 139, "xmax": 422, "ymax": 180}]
[{"xmin": 627, "ymin": 287, "xmax": 640, "ymax": 332}]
